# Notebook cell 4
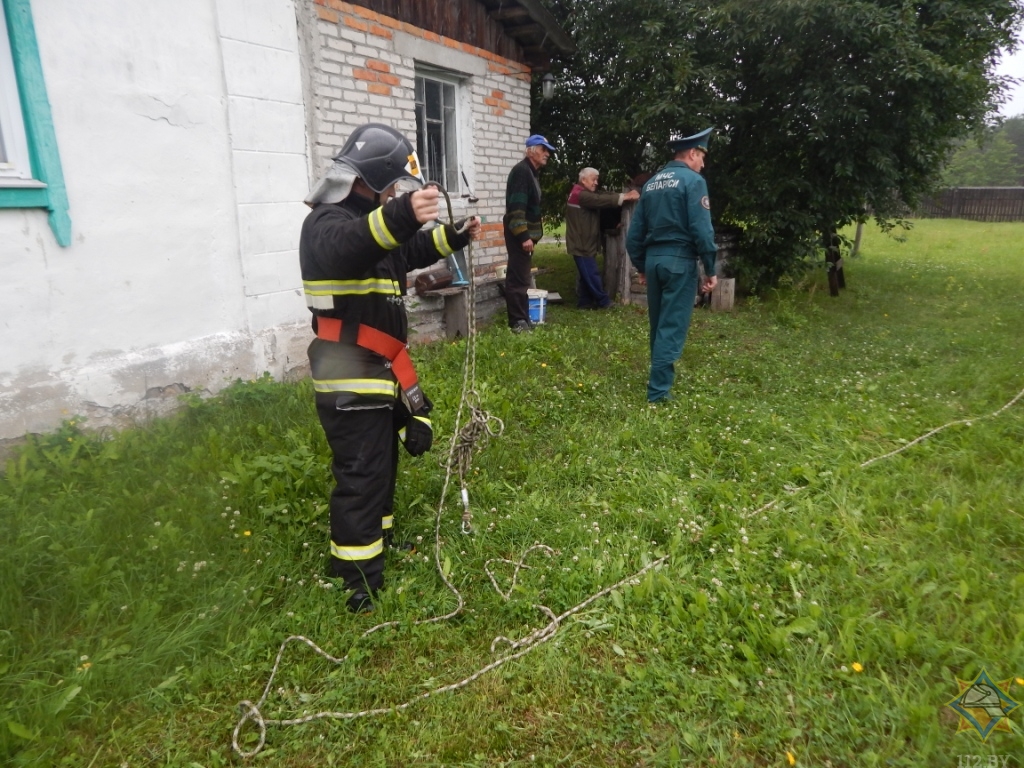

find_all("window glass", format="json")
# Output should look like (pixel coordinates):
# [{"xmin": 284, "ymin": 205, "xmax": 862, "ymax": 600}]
[
  {"xmin": 414, "ymin": 72, "xmax": 460, "ymax": 193},
  {"xmin": 0, "ymin": 3, "xmax": 33, "ymax": 181}
]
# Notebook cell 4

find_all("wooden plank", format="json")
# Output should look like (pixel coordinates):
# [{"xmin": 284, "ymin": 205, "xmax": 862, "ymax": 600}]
[
  {"xmin": 443, "ymin": 289, "xmax": 469, "ymax": 339},
  {"xmin": 710, "ymin": 278, "xmax": 735, "ymax": 311}
]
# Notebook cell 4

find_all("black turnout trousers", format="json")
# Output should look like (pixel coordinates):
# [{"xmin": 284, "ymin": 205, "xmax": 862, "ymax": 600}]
[{"xmin": 316, "ymin": 401, "xmax": 399, "ymax": 593}]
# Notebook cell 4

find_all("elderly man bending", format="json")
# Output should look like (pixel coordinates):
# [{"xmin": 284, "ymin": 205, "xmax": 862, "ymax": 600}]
[{"xmin": 565, "ymin": 167, "xmax": 640, "ymax": 309}]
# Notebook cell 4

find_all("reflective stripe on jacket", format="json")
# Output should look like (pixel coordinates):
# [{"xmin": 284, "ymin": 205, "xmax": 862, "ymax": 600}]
[{"xmin": 299, "ymin": 192, "xmax": 471, "ymax": 407}]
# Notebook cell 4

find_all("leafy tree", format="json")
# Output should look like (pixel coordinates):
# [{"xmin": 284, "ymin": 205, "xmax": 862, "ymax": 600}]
[
  {"xmin": 538, "ymin": 0, "xmax": 1023, "ymax": 289},
  {"xmin": 1000, "ymin": 114, "xmax": 1024, "ymax": 182},
  {"xmin": 940, "ymin": 130, "xmax": 1023, "ymax": 186}
]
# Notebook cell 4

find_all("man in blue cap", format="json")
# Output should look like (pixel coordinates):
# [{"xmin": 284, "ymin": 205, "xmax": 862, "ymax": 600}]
[
  {"xmin": 503, "ymin": 134, "xmax": 556, "ymax": 331},
  {"xmin": 626, "ymin": 128, "xmax": 718, "ymax": 403}
]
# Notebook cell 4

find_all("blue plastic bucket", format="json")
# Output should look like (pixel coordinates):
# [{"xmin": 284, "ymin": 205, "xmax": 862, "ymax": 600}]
[{"xmin": 527, "ymin": 289, "xmax": 547, "ymax": 324}]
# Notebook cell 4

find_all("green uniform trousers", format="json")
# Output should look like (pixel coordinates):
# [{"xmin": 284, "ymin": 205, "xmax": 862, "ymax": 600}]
[{"xmin": 646, "ymin": 254, "xmax": 699, "ymax": 402}]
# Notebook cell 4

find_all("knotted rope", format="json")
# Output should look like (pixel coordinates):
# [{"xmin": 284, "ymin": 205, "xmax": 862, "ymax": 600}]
[{"xmin": 231, "ymin": 197, "xmax": 1024, "ymax": 757}]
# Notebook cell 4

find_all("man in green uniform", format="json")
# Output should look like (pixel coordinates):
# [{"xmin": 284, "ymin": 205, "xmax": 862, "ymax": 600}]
[{"xmin": 626, "ymin": 128, "xmax": 718, "ymax": 403}]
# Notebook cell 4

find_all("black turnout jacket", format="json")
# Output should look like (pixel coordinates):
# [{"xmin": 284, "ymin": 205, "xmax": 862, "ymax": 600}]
[{"xmin": 300, "ymin": 191, "xmax": 470, "ymax": 408}]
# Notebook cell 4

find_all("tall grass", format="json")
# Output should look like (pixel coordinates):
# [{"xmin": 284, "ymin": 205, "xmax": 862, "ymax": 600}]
[{"xmin": 2, "ymin": 219, "xmax": 1022, "ymax": 766}]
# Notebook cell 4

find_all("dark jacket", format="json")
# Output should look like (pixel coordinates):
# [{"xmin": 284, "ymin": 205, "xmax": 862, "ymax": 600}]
[
  {"xmin": 564, "ymin": 183, "xmax": 624, "ymax": 258},
  {"xmin": 300, "ymin": 191, "xmax": 470, "ymax": 407},
  {"xmin": 504, "ymin": 157, "xmax": 543, "ymax": 245}
]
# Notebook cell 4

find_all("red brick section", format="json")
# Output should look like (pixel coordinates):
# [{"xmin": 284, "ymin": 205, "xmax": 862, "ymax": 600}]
[
  {"xmin": 315, "ymin": 5, "xmax": 338, "ymax": 23},
  {"xmin": 344, "ymin": 15, "xmax": 368, "ymax": 32},
  {"xmin": 314, "ymin": 0, "xmax": 531, "ymax": 76},
  {"xmin": 484, "ymin": 88, "xmax": 511, "ymax": 116},
  {"xmin": 351, "ymin": 59, "xmax": 396, "ymax": 95},
  {"xmin": 479, "ymin": 222, "xmax": 505, "ymax": 248}
]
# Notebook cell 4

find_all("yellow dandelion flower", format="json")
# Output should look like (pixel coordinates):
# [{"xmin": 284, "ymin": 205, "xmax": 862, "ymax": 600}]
[
  {"xmin": 1017, "ymin": 677, "xmax": 1024, "ymax": 686},
  {"xmin": 852, "ymin": 662, "xmax": 863, "ymax": 673},
  {"xmin": 541, "ymin": 363, "xmax": 547, "ymax": 368},
  {"xmin": 786, "ymin": 751, "xmax": 796, "ymax": 766},
  {"xmin": 243, "ymin": 530, "xmax": 251, "ymax": 537}
]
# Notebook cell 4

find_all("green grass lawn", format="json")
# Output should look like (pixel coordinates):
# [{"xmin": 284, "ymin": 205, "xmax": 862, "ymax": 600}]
[{"xmin": 2, "ymin": 219, "xmax": 1023, "ymax": 767}]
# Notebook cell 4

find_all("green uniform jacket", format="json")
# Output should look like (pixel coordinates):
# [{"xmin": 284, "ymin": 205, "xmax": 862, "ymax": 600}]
[{"xmin": 625, "ymin": 161, "xmax": 716, "ymax": 277}]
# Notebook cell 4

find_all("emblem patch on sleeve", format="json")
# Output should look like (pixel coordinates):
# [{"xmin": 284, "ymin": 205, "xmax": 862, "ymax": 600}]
[{"xmin": 701, "ymin": 195, "xmax": 711, "ymax": 210}]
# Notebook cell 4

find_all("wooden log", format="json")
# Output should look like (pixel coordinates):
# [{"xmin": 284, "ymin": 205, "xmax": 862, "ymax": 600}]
[
  {"xmin": 711, "ymin": 278, "xmax": 735, "ymax": 311},
  {"xmin": 443, "ymin": 289, "xmax": 469, "ymax": 339}
]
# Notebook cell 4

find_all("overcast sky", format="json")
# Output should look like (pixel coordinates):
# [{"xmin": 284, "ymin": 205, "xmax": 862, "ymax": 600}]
[{"xmin": 996, "ymin": 46, "xmax": 1024, "ymax": 118}]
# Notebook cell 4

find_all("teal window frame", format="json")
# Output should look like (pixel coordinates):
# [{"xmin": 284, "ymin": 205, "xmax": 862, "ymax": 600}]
[{"xmin": 1, "ymin": 0, "xmax": 70, "ymax": 246}]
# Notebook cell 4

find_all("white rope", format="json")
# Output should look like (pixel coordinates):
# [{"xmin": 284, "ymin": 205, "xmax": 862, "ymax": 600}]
[
  {"xmin": 231, "ymin": 229, "xmax": 1024, "ymax": 758},
  {"xmin": 860, "ymin": 378, "xmax": 1024, "ymax": 468},
  {"xmin": 484, "ymin": 544, "xmax": 555, "ymax": 601},
  {"xmin": 232, "ymin": 192, "xmax": 508, "ymax": 758},
  {"xmin": 232, "ymin": 555, "xmax": 668, "ymax": 758}
]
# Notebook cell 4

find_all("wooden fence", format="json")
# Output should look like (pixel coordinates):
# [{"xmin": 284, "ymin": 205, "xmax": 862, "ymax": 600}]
[{"xmin": 916, "ymin": 187, "xmax": 1024, "ymax": 222}]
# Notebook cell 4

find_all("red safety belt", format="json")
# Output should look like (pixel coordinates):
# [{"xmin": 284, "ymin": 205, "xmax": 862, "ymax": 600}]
[{"xmin": 315, "ymin": 316, "xmax": 425, "ymax": 410}]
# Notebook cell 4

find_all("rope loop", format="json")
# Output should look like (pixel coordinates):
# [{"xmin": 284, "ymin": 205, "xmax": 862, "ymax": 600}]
[{"xmin": 232, "ymin": 700, "xmax": 267, "ymax": 759}]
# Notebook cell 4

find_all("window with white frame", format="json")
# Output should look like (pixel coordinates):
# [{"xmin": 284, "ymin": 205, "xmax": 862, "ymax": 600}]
[
  {"xmin": 0, "ymin": 3, "xmax": 33, "ymax": 183},
  {"xmin": 414, "ymin": 69, "xmax": 462, "ymax": 194}
]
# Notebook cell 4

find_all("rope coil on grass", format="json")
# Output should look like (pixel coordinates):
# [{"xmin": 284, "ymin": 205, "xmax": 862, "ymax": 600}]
[
  {"xmin": 231, "ymin": 556, "xmax": 669, "ymax": 758},
  {"xmin": 231, "ymin": 204, "xmax": 1024, "ymax": 758}
]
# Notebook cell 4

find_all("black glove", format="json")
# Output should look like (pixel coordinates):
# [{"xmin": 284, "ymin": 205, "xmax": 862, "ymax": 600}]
[{"xmin": 398, "ymin": 394, "xmax": 433, "ymax": 457}]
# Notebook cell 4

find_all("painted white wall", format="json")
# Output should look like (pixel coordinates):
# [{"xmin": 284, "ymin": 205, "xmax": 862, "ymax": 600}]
[{"xmin": 0, "ymin": 0, "xmax": 311, "ymax": 441}]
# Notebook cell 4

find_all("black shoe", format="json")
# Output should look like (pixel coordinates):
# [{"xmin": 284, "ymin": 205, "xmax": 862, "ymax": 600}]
[
  {"xmin": 384, "ymin": 530, "xmax": 416, "ymax": 553},
  {"xmin": 347, "ymin": 591, "xmax": 375, "ymax": 613},
  {"xmin": 511, "ymin": 319, "xmax": 533, "ymax": 333}
]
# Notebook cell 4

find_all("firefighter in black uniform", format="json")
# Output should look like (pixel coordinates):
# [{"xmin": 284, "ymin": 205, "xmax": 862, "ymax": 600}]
[{"xmin": 300, "ymin": 123, "xmax": 481, "ymax": 612}]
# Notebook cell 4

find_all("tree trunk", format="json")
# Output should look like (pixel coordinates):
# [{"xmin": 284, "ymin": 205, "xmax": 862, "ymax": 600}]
[
  {"xmin": 823, "ymin": 227, "xmax": 845, "ymax": 296},
  {"xmin": 851, "ymin": 220, "xmax": 864, "ymax": 257}
]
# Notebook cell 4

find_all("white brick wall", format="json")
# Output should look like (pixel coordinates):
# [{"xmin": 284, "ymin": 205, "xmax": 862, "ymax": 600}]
[
  {"xmin": 307, "ymin": 6, "xmax": 534, "ymax": 279},
  {"xmin": 216, "ymin": 0, "xmax": 309, "ymax": 331}
]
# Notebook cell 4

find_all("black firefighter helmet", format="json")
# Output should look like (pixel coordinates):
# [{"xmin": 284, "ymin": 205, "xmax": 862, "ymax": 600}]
[{"xmin": 334, "ymin": 123, "xmax": 425, "ymax": 193}]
